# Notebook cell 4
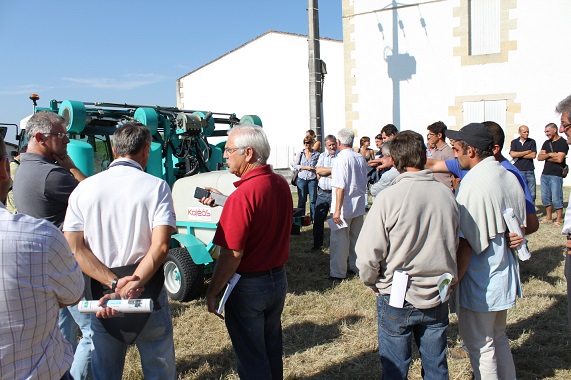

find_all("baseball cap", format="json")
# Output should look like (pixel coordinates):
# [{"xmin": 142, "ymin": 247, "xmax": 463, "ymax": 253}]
[{"xmin": 447, "ymin": 123, "xmax": 493, "ymax": 151}]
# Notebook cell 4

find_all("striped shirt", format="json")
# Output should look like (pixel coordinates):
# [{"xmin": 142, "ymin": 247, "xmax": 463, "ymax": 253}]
[
  {"xmin": 317, "ymin": 150, "xmax": 338, "ymax": 190},
  {"xmin": 0, "ymin": 204, "xmax": 83, "ymax": 380}
]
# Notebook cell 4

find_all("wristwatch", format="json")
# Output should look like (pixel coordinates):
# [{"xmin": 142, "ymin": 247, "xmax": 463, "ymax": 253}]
[{"xmin": 111, "ymin": 277, "xmax": 119, "ymax": 293}]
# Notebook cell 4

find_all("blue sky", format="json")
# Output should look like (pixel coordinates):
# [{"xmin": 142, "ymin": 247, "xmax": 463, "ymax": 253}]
[{"xmin": 0, "ymin": 0, "xmax": 342, "ymax": 142}]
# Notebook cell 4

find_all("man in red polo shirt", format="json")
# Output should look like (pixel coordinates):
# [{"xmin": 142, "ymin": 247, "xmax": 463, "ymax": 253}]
[{"xmin": 201, "ymin": 124, "xmax": 293, "ymax": 380}]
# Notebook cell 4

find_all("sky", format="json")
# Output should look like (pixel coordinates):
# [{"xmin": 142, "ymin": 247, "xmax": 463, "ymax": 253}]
[{"xmin": 0, "ymin": 0, "xmax": 342, "ymax": 143}]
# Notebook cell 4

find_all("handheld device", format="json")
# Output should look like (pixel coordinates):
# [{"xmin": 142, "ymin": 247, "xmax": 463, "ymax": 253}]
[{"xmin": 193, "ymin": 187, "xmax": 228, "ymax": 206}]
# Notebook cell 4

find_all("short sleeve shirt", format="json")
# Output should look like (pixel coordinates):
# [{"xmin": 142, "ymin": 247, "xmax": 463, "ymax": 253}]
[
  {"xmin": 510, "ymin": 137, "xmax": 536, "ymax": 171},
  {"xmin": 541, "ymin": 137, "xmax": 568, "ymax": 177}
]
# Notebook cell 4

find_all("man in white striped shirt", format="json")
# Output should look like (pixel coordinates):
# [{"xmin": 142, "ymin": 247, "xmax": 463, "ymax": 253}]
[
  {"xmin": 311, "ymin": 135, "xmax": 338, "ymax": 251},
  {"xmin": 0, "ymin": 135, "xmax": 84, "ymax": 380}
]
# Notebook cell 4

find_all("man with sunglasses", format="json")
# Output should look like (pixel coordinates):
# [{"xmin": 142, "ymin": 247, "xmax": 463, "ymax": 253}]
[{"xmin": 12, "ymin": 111, "xmax": 90, "ymax": 380}]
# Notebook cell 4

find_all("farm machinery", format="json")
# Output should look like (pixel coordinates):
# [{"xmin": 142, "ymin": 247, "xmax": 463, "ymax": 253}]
[{"xmin": 15, "ymin": 94, "xmax": 263, "ymax": 301}]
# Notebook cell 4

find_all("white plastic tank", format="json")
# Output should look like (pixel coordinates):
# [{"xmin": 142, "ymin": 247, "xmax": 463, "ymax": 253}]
[{"xmin": 171, "ymin": 170, "xmax": 239, "ymax": 247}]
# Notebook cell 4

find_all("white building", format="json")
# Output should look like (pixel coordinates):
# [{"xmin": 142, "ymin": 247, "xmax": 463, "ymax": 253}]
[
  {"xmin": 177, "ymin": 31, "xmax": 345, "ymax": 169},
  {"xmin": 341, "ymin": 0, "xmax": 571, "ymax": 183}
]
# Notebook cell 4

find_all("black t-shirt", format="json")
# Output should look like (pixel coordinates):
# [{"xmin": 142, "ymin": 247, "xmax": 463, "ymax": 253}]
[
  {"xmin": 541, "ymin": 137, "xmax": 569, "ymax": 177},
  {"xmin": 510, "ymin": 137, "xmax": 536, "ymax": 171}
]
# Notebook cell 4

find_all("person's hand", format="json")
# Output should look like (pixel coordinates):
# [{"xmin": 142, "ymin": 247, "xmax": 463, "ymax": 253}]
[
  {"xmin": 199, "ymin": 187, "xmax": 222, "ymax": 207},
  {"xmin": 332, "ymin": 210, "xmax": 342, "ymax": 225},
  {"xmin": 53, "ymin": 152, "xmax": 77, "ymax": 171},
  {"xmin": 205, "ymin": 291, "xmax": 224, "ymax": 320},
  {"xmin": 116, "ymin": 275, "xmax": 144, "ymax": 299},
  {"xmin": 507, "ymin": 231, "xmax": 525, "ymax": 249},
  {"xmin": 95, "ymin": 293, "xmax": 123, "ymax": 319}
]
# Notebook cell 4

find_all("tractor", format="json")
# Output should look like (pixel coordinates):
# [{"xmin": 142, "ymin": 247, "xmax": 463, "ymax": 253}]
[{"xmin": 15, "ymin": 94, "xmax": 262, "ymax": 302}]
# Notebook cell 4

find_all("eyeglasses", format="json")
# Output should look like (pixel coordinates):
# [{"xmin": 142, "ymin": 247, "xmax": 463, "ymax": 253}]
[
  {"xmin": 561, "ymin": 122, "xmax": 571, "ymax": 131},
  {"xmin": 224, "ymin": 147, "xmax": 242, "ymax": 155},
  {"xmin": 44, "ymin": 132, "xmax": 67, "ymax": 139},
  {"xmin": 303, "ymin": 141, "xmax": 311, "ymax": 145}
]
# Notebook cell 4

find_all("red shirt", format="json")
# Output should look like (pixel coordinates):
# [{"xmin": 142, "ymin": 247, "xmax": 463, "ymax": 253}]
[{"xmin": 213, "ymin": 165, "xmax": 293, "ymax": 272}]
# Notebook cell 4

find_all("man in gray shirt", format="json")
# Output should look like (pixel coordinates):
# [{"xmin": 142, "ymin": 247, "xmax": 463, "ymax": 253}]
[{"xmin": 12, "ymin": 111, "xmax": 90, "ymax": 380}]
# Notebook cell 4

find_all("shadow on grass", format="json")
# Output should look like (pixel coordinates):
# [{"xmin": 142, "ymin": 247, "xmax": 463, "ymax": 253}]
[
  {"xmin": 508, "ymin": 293, "xmax": 571, "ymax": 379},
  {"xmin": 520, "ymin": 245, "xmax": 566, "ymax": 286},
  {"xmin": 174, "ymin": 315, "xmax": 368, "ymax": 379}
]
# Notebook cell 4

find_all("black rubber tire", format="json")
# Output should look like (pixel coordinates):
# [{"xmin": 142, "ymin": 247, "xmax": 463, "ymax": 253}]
[{"xmin": 164, "ymin": 247, "xmax": 204, "ymax": 302}]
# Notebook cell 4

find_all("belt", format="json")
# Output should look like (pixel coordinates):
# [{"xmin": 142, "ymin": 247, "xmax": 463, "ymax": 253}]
[
  {"xmin": 237, "ymin": 265, "xmax": 284, "ymax": 278},
  {"xmin": 319, "ymin": 187, "xmax": 332, "ymax": 193}
]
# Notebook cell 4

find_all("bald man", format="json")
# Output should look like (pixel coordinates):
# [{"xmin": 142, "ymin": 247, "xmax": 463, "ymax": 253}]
[{"xmin": 510, "ymin": 125, "xmax": 537, "ymax": 202}]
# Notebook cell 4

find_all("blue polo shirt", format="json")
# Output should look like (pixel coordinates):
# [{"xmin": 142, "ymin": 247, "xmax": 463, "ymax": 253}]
[{"xmin": 445, "ymin": 158, "xmax": 536, "ymax": 215}]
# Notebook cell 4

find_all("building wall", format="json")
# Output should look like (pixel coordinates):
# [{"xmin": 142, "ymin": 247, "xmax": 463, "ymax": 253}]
[
  {"xmin": 342, "ymin": 0, "xmax": 571, "ymax": 184},
  {"xmin": 177, "ymin": 32, "xmax": 345, "ymax": 169}
]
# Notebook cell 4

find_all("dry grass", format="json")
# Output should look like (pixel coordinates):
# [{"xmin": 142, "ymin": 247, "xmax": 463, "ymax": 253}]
[{"xmin": 121, "ymin": 188, "xmax": 571, "ymax": 379}]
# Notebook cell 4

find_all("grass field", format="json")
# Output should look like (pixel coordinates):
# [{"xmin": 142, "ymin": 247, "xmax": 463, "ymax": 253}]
[{"xmin": 121, "ymin": 187, "xmax": 571, "ymax": 380}]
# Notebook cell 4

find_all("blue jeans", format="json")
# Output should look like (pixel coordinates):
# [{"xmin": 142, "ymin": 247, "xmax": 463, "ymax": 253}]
[
  {"xmin": 520, "ymin": 170, "xmax": 536, "ymax": 202},
  {"xmin": 296, "ymin": 177, "xmax": 318, "ymax": 220},
  {"xmin": 541, "ymin": 174, "xmax": 564, "ymax": 209},
  {"xmin": 377, "ymin": 294, "xmax": 449, "ymax": 380},
  {"xmin": 313, "ymin": 188, "xmax": 332, "ymax": 248},
  {"xmin": 91, "ymin": 288, "xmax": 176, "ymax": 380},
  {"xmin": 225, "ymin": 269, "xmax": 287, "ymax": 380},
  {"xmin": 59, "ymin": 303, "xmax": 92, "ymax": 380}
]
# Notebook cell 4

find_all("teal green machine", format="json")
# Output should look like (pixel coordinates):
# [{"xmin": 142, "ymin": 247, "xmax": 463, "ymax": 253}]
[{"xmin": 17, "ymin": 96, "xmax": 262, "ymax": 301}]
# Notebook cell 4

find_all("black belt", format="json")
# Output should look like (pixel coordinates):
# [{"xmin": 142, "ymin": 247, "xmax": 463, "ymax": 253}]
[
  {"xmin": 319, "ymin": 187, "xmax": 332, "ymax": 193},
  {"xmin": 238, "ymin": 265, "xmax": 284, "ymax": 278}
]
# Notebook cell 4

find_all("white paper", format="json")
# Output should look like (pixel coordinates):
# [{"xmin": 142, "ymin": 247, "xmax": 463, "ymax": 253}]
[
  {"xmin": 327, "ymin": 217, "xmax": 348, "ymax": 231},
  {"xmin": 216, "ymin": 273, "xmax": 241, "ymax": 315},
  {"xmin": 78, "ymin": 299, "xmax": 153, "ymax": 313},
  {"xmin": 437, "ymin": 273, "xmax": 453, "ymax": 303},
  {"xmin": 389, "ymin": 270, "xmax": 409, "ymax": 308},
  {"xmin": 502, "ymin": 208, "xmax": 531, "ymax": 261}
]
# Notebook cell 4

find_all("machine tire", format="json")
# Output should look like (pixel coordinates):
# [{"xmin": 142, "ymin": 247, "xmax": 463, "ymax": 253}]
[{"xmin": 164, "ymin": 247, "xmax": 204, "ymax": 302}]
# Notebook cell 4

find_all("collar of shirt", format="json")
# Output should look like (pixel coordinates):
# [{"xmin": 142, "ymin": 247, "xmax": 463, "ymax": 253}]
[
  {"xmin": 233, "ymin": 165, "xmax": 273, "ymax": 187},
  {"xmin": 20, "ymin": 152, "xmax": 57, "ymax": 164},
  {"xmin": 109, "ymin": 157, "xmax": 143, "ymax": 171}
]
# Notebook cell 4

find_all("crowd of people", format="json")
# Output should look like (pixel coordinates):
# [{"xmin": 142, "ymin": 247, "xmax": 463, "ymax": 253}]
[{"xmin": 1, "ymin": 93, "xmax": 571, "ymax": 379}]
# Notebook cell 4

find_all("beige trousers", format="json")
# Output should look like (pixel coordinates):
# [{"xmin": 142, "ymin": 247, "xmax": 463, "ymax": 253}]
[
  {"xmin": 458, "ymin": 307, "xmax": 516, "ymax": 380},
  {"xmin": 329, "ymin": 215, "xmax": 363, "ymax": 278}
]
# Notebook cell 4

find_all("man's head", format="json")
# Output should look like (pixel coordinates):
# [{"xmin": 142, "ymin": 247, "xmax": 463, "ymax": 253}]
[
  {"xmin": 374, "ymin": 134, "xmax": 383, "ymax": 149},
  {"xmin": 390, "ymin": 130, "xmax": 426, "ymax": 173},
  {"xmin": 0, "ymin": 135, "xmax": 10, "ymax": 204},
  {"xmin": 324, "ymin": 135, "xmax": 337, "ymax": 155},
  {"xmin": 447, "ymin": 123, "xmax": 494, "ymax": 170},
  {"xmin": 426, "ymin": 121, "xmax": 447, "ymax": 148},
  {"xmin": 26, "ymin": 111, "xmax": 70, "ymax": 159},
  {"xmin": 224, "ymin": 124, "xmax": 270, "ymax": 177},
  {"xmin": 481, "ymin": 120, "xmax": 505, "ymax": 157},
  {"xmin": 113, "ymin": 122, "xmax": 152, "ymax": 166},
  {"xmin": 381, "ymin": 124, "xmax": 398, "ymax": 143},
  {"xmin": 556, "ymin": 94, "xmax": 571, "ymax": 143},
  {"xmin": 544, "ymin": 122, "xmax": 559, "ymax": 141},
  {"xmin": 518, "ymin": 125, "xmax": 529, "ymax": 140},
  {"xmin": 380, "ymin": 140, "xmax": 394, "ymax": 169},
  {"xmin": 337, "ymin": 128, "xmax": 355, "ymax": 149}
]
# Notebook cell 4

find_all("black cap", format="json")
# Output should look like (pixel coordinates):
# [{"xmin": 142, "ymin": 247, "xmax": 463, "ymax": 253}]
[{"xmin": 447, "ymin": 123, "xmax": 493, "ymax": 151}]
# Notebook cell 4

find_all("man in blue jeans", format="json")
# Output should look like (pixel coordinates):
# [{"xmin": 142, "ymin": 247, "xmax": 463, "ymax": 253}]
[
  {"xmin": 510, "ymin": 125, "xmax": 537, "ymax": 202},
  {"xmin": 311, "ymin": 135, "xmax": 338, "ymax": 251},
  {"xmin": 356, "ymin": 131, "xmax": 459, "ymax": 379},
  {"xmin": 538, "ymin": 122, "xmax": 568, "ymax": 225},
  {"xmin": 202, "ymin": 125, "xmax": 293, "ymax": 379}
]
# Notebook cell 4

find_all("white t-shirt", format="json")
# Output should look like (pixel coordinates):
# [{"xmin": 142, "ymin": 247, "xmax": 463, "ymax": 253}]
[
  {"xmin": 63, "ymin": 158, "xmax": 176, "ymax": 268},
  {"xmin": 331, "ymin": 148, "xmax": 368, "ymax": 219}
]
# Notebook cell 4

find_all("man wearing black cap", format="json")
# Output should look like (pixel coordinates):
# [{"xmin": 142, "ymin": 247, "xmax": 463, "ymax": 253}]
[{"xmin": 447, "ymin": 123, "xmax": 526, "ymax": 379}]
